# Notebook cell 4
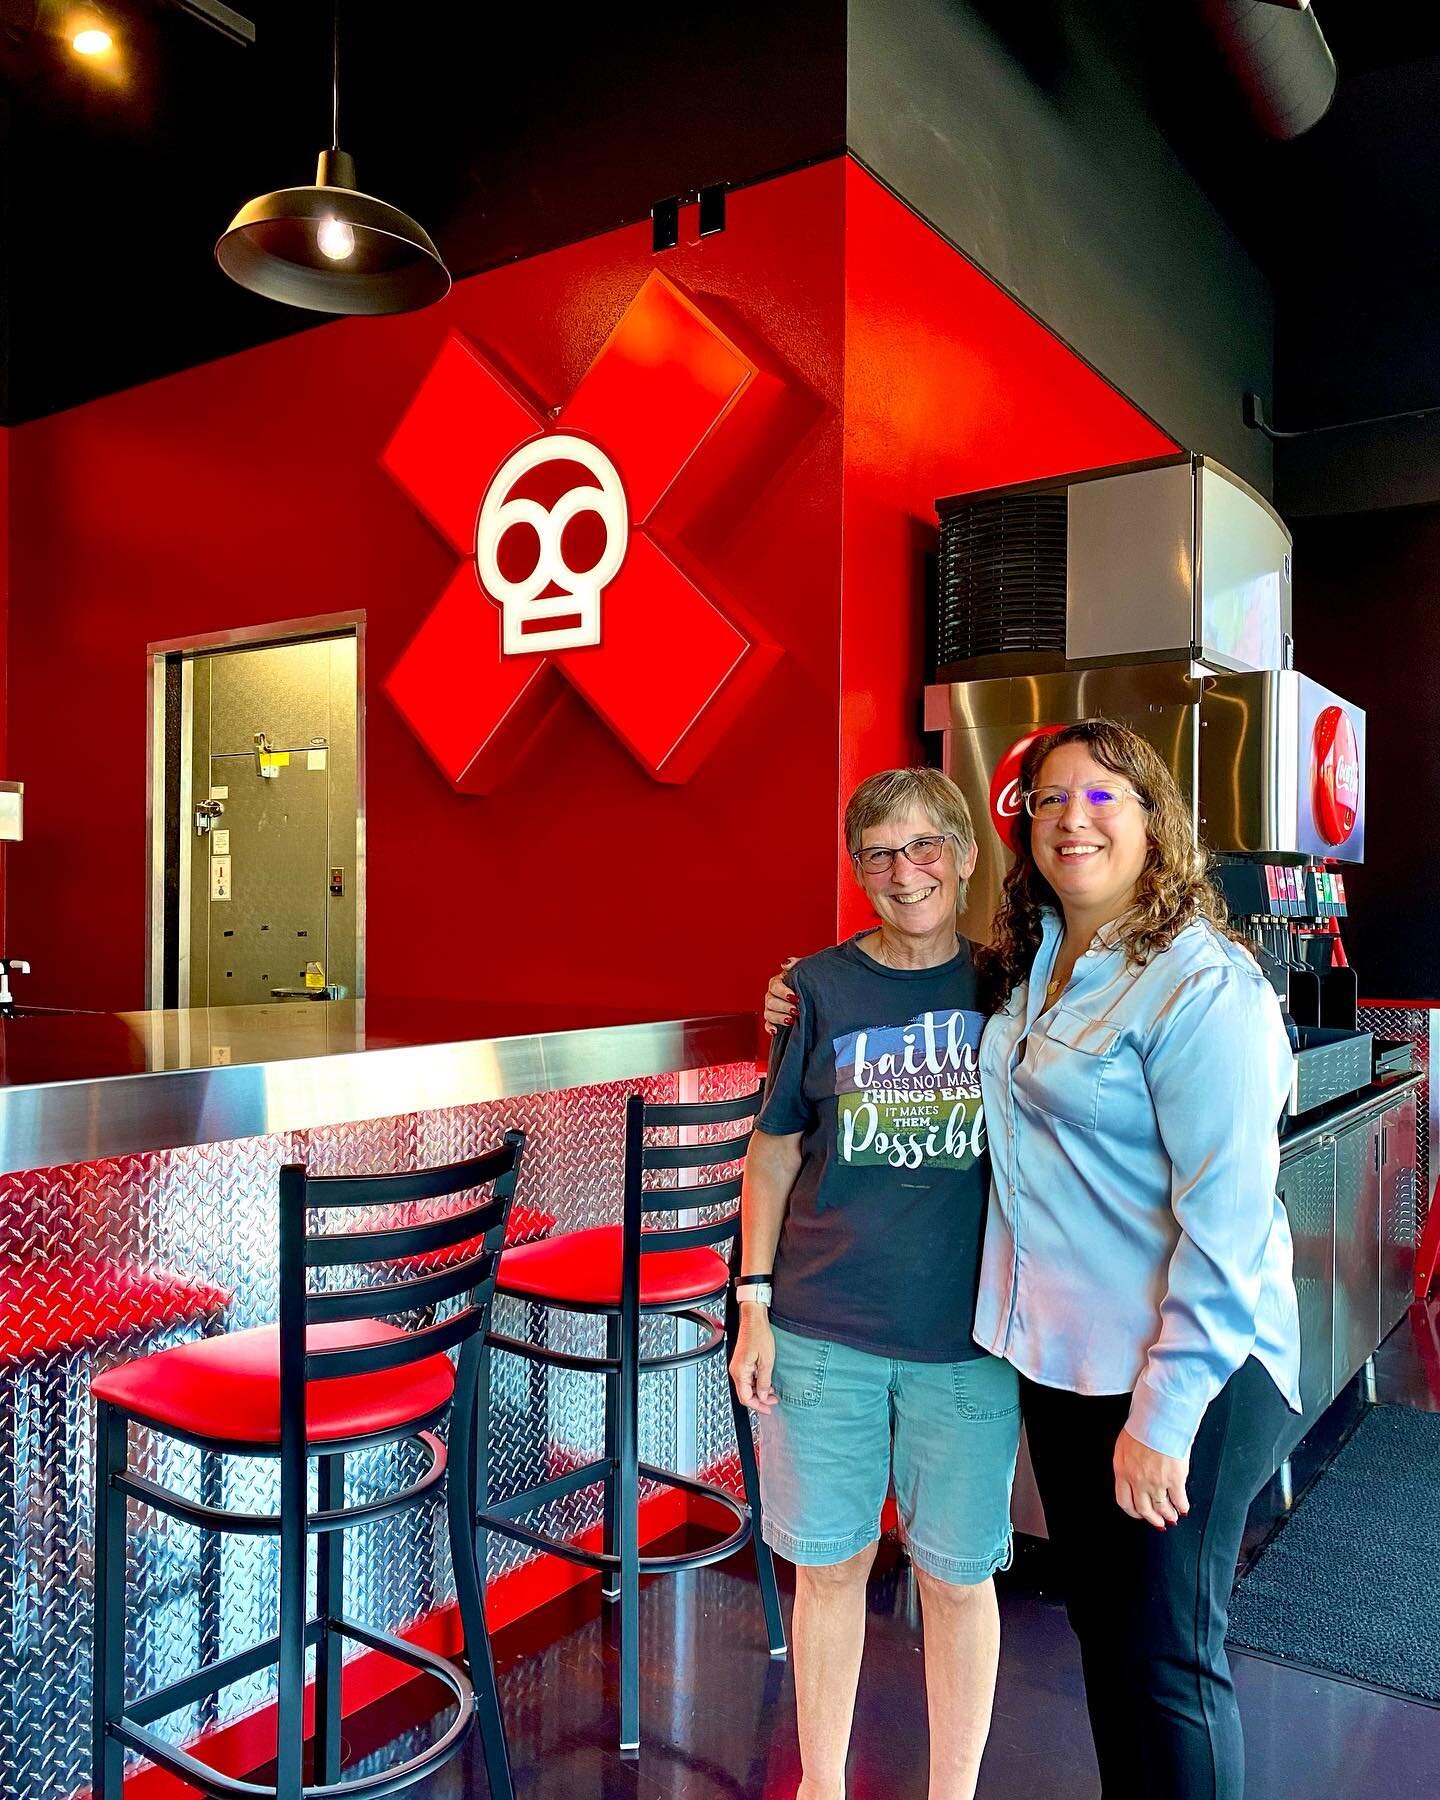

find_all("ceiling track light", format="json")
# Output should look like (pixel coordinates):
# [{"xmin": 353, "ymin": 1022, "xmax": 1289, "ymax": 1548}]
[{"xmin": 214, "ymin": 1, "xmax": 449, "ymax": 316}]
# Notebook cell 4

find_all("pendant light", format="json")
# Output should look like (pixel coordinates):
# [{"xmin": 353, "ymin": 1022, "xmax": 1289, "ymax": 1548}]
[{"xmin": 215, "ymin": 3, "xmax": 450, "ymax": 316}]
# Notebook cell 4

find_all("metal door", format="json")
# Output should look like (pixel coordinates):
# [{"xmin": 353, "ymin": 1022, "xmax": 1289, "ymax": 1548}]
[
  {"xmin": 1275, "ymin": 1139, "xmax": 1335, "ymax": 1462},
  {"xmin": 1332, "ymin": 1118, "xmax": 1381, "ymax": 1395},
  {"xmin": 204, "ymin": 757, "xmax": 330, "ymax": 1005},
  {"xmin": 1380, "ymin": 1094, "xmax": 1420, "ymax": 1338},
  {"xmin": 184, "ymin": 637, "xmax": 357, "ymax": 1008}
]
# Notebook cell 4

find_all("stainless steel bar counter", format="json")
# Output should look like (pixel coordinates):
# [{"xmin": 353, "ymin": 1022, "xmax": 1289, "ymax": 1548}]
[
  {"xmin": 0, "ymin": 1001, "xmax": 759, "ymax": 1800},
  {"xmin": 0, "ymin": 998, "xmax": 756, "ymax": 1174}
]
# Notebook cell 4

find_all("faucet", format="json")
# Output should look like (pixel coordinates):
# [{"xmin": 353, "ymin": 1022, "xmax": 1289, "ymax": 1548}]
[{"xmin": 0, "ymin": 961, "xmax": 31, "ymax": 1012}]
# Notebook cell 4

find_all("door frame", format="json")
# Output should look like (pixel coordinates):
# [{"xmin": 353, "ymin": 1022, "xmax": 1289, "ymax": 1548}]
[{"xmin": 145, "ymin": 611, "xmax": 366, "ymax": 1009}]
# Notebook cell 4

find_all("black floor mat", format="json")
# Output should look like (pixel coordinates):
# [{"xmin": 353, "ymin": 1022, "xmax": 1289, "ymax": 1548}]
[{"xmin": 1228, "ymin": 1404, "xmax": 1440, "ymax": 1700}]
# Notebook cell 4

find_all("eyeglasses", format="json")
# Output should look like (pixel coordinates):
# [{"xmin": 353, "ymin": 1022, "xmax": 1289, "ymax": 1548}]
[
  {"xmin": 851, "ymin": 833, "xmax": 957, "ymax": 876},
  {"xmin": 1023, "ymin": 785, "xmax": 1147, "ymax": 819}
]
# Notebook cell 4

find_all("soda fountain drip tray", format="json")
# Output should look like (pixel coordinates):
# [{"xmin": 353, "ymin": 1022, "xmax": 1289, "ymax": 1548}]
[{"xmin": 1288, "ymin": 1027, "xmax": 1374, "ymax": 1117}]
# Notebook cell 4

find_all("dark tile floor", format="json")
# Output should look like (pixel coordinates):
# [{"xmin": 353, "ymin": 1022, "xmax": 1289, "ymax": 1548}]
[{"xmin": 349, "ymin": 1304, "xmax": 1440, "ymax": 1799}]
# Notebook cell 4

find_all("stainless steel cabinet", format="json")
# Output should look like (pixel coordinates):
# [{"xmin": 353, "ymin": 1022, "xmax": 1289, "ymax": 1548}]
[
  {"xmin": 1273, "ymin": 1087, "xmax": 1421, "ymax": 1475},
  {"xmin": 1332, "ymin": 1115, "xmax": 1382, "ymax": 1396},
  {"xmin": 1276, "ymin": 1138, "xmax": 1337, "ymax": 1462},
  {"xmin": 1380, "ymin": 1092, "xmax": 1420, "ymax": 1338}
]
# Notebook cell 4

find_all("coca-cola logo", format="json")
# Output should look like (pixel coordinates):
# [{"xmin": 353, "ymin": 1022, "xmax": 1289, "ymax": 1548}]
[
  {"xmin": 1310, "ymin": 705, "xmax": 1360, "ymax": 847},
  {"xmin": 988, "ymin": 724, "xmax": 1066, "ymax": 851}
]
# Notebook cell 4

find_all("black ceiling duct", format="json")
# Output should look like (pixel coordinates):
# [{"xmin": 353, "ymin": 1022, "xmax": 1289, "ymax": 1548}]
[{"xmin": 1201, "ymin": 0, "xmax": 1337, "ymax": 140}]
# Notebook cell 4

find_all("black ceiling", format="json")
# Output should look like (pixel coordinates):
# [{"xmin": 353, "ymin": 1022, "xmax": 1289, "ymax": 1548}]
[
  {"xmin": 3, "ymin": 0, "xmax": 1439, "ymax": 426},
  {"xmin": 0, "ymin": 0, "xmax": 844, "ymax": 422},
  {"xmin": 1141, "ymin": 0, "xmax": 1440, "ymax": 277}
]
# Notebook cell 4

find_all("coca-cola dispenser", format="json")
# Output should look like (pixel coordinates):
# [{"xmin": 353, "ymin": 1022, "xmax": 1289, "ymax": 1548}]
[{"xmin": 924, "ymin": 452, "xmax": 1374, "ymax": 1117}]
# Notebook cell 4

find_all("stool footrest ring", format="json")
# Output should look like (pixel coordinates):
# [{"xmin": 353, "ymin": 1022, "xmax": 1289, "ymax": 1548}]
[
  {"xmin": 113, "ymin": 1431, "xmax": 447, "ymax": 1537},
  {"xmin": 485, "ymin": 1329, "xmax": 617, "ymax": 1374},
  {"xmin": 635, "ymin": 1309, "xmax": 724, "ymax": 1370},
  {"xmin": 478, "ymin": 1462, "xmax": 753, "ymax": 1576},
  {"xmin": 113, "ymin": 1615, "xmax": 473, "ymax": 1800},
  {"xmin": 486, "ymin": 1308, "xmax": 724, "ymax": 1375}
]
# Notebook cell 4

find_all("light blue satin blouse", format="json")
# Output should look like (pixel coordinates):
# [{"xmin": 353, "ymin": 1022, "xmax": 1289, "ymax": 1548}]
[{"xmin": 975, "ymin": 911, "xmax": 1302, "ymax": 1459}]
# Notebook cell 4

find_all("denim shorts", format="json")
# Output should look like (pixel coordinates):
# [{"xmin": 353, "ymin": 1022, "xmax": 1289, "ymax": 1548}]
[{"xmin": 756, "ymin": 1324, "xmax": 1021, "ymax": 1584}]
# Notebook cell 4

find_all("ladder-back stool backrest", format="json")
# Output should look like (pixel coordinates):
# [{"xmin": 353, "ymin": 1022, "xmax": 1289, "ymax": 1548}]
[
  {"xmin": 277, "ymin": 1130, "xmax": 526, "ymax": 1438},
  {"xmin": 624, "ymin": 1085, "xmax": 763, "ymax": 1259}
]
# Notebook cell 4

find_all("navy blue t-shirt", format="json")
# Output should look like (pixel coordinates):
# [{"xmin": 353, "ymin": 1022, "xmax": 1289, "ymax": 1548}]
[{"xmin": 755, "ymin": 934, "xmax": 990, "ymax": 1362}]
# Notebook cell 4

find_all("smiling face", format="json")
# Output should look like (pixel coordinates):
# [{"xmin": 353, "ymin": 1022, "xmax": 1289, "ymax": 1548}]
[
  {"xmin": 1029, "ymin": 744, "xmax": 1150, "ymax": 930},
  {"xmin": 854, "ymin": 805, "xmax": 978, "ymax": 940}
]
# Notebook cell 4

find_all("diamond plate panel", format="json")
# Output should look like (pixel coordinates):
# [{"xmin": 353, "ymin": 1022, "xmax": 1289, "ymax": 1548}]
[
  {"xmin": 0, "ymin": 1062, "xmax": 756, "ymax": 1800},
  {"xmin": 1277, "ymin": 1139, "xmax": 1338, "ymax": 1441},
  {"xmin": 1359, "ymin": 1004, "xmax": 1431, "ymax": 1226}
]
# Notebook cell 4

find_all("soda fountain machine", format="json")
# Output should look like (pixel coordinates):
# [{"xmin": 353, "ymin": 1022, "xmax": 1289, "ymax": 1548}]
[{"xmin": 924, "ymin": 452, "xmax": 1372, "ymax": 1117}]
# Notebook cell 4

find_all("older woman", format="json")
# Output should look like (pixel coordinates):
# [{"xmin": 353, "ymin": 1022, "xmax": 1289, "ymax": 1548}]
[
  {"xmin": 765, "ymin": 723, "xmax": 1301, "ymax": 1799},
  {"xmin": 733, "ymin": 767, "xmax": 1020, "ymax": 1800}
]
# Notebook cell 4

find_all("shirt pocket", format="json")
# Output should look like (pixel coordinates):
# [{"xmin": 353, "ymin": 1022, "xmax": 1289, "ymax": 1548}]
[{"xmin": 1018, "ymin": 1006, "xmax": 1120, "ymax": 1131}]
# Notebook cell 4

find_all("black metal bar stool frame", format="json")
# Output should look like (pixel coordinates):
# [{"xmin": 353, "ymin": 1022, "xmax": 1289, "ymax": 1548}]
[
  {"xmin": 479, "ymin": 1088, "xmax": 786, "ymax": 1754},
  {"xmin": 92, "ymin": 1133, "xmax": 526, "ymax": 1800}
]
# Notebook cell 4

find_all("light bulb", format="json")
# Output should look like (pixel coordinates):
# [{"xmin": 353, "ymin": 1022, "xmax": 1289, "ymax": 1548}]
[
  {"xmin": 72, "ymin": 26, "xmax": 113, "ymax": 54},
  {"xmin": 317, "ymin": 216, "xmax": 356, "ymax": 262}
]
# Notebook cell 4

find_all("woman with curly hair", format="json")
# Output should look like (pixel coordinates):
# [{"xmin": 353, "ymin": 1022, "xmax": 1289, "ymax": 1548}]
[
  {"xmin": 763, "ymin": 719, "xmax": 1301, "ymax": 1798},
  {"xmin": 974, "ymin": 718, "xmax": 1299, "ymax": 1799}
]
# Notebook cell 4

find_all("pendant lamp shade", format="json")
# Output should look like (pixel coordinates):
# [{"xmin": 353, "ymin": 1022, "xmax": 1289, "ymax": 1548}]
[{"xmin": 216, "ymin": 149, "xmax": 450, "ymax": 315}]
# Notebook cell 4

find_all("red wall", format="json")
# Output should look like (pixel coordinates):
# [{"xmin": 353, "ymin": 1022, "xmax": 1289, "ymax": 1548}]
[
  {"xmin": 7, "ymin": 156, "xmax": 1174, "ymax": 1015},
  {"xmin": 8, "ymin": 166, "xmax": 846, "ymax": 1014}
]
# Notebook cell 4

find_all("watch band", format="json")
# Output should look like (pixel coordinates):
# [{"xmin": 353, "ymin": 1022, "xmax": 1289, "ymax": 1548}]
[{"xmin": 735, "ymin": 1278, "xmax": 773, "ymax": 1307}]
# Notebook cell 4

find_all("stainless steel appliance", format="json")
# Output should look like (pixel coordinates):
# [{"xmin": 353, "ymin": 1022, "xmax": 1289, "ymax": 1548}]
[{"xmin": 927, "ymin": 454, "xmax": 1367, "ymax": 1073}]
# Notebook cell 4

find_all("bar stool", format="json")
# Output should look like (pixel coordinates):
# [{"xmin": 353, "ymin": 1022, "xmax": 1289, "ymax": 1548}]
[
  {"xmin": 478, "ymin": 1086, "xmax": 786, "ymax": 1753},
  {"xmin": 89, "ymin": 1133, "xmax": 526, "ymax": 1800}
]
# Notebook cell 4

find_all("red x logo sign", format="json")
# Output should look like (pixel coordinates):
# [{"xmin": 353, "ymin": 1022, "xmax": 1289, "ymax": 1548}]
[{"xmin": 383, "ymin": 271, "xmax": 782, "ymax": 791}]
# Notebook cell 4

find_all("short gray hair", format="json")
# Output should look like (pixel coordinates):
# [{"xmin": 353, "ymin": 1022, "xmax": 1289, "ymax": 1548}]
[{"xmin": 843, "ymin": 767, "xmax": 976, "ymax": 859}]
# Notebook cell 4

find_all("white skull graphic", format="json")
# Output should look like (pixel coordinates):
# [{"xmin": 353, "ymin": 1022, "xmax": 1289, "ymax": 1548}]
[{"xmin": 476, "ymin": 434, "xmax": 629, "ymax": 656}]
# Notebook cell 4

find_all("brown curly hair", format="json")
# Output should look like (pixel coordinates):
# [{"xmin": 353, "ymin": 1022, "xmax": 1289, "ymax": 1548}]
[{"xmin": 983, "ymin": 718, "xmax": 1235, "ymax": 1003}]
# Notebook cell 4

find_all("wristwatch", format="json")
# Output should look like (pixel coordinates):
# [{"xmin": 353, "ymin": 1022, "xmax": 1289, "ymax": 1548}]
[{"xmin": 734, "ymin": 1277, "xmax": 773, "ymax": 1308}]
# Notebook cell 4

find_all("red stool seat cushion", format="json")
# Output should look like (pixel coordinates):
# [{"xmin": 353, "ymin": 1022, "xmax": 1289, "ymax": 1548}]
[
  {"xmin": 496, "ymin": 1224, "xmax": 729, "ymax": 1308},
  {"xmin": 0, "ymin": 1260, "xmax": 231, "ymax": 1367},
  {"xmin": 90, "ymin": 1320, "xmax": 456, "ymax": 1446}
]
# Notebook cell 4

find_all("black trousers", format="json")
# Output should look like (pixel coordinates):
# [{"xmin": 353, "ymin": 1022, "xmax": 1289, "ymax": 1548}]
[{"xmin": 1020, "ymin": 1358, "xmax": 1288, "ymax": 1800}]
